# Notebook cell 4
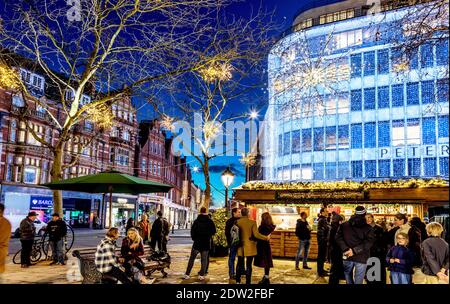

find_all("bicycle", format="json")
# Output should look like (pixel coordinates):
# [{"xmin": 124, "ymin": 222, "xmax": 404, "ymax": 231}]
[{"xmin": 13, "ymin": 222, "xmax": 75, "ymax": 264}]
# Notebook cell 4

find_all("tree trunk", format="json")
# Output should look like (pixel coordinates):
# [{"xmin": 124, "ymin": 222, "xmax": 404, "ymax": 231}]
[
  {"xmin": 202, "ymin": 158, "xmax": 211, "ymax": 211},
  {"xmin": 50, "ymin": 145, "xmax": 64, "ymax": 216}
]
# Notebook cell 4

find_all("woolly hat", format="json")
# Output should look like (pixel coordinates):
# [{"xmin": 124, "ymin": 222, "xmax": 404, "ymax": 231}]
[{"xmin": 355, "ymin": 206, "xmax": 367, "ymax": 215}]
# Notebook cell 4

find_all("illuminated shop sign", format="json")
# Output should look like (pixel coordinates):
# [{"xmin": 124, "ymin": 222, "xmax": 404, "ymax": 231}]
[
  {"xmin": 276, "ymin": 190, "xmax": 366, "ymax": 201},
  {"xmin": 29, "ymin": 196, "xmax": 53, "ymax": 209},
  {"xmin": 379, "ymin": 144, "xmax": 449, "ymax": 159}
]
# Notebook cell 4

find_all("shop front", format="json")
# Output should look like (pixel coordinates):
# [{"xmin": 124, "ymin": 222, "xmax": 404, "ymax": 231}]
[
  {"xmin": 1, "ymin": 184, "xmax": 98, "ymax": 231},
  {"xmin": 138, "ymin": 194, "xmax": 164, "ymax": 223},
  {"xmin": 105, "ymin": 194, "xmax": 138, "ymax": 228},
  {"xmin": 234, "ymin": 179, "xmax": 449, "ymax": 259}
]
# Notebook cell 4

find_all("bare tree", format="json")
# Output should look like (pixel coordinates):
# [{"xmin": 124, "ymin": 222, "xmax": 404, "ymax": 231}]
[
  {"xmin": 151, "ymin": 8, "xmax": 277, "ymax": 209},
  {"xmin": 0, "ymin": 0, "xmax": 247, "ymax": 215}
]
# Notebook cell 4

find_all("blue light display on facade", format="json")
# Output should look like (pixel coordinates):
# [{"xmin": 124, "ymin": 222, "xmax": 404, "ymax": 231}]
[{"xmin": 263, "ymin": 2, "xmax": 449, "ymax": 181}]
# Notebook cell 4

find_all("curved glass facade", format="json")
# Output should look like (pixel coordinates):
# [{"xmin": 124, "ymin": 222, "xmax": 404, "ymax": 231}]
[{"xmin": 263, "ymin": 5, "xmax": 449, "ymax": 181}]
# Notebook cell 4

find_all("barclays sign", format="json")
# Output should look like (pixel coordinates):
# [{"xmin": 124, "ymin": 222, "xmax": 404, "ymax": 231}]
[{"xmin": 29, "ymin": 196, "xmax": 53, "ymax": 209}]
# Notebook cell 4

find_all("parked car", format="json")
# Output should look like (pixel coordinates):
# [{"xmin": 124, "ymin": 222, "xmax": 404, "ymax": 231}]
[{"xmin": 13, "ymin": 218, "xmax": 47, "ymax": 238}]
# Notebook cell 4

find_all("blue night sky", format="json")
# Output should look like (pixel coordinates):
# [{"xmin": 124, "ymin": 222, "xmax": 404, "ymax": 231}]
[{"xmin": 143, "ymin": 0, "xmax": 308, "ymax": 207}]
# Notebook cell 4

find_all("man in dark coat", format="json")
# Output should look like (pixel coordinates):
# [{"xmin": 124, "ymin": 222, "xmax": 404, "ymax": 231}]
[
  {"xmin": 183, "ymin": 207, "xmax": 216, "ymax": 281},
  {"xmin": 335, "ymin": 206, "xmax": 375, "ymax": 284},
  {"xmin": 225, "ymin": 208, "xmax": 241, "ymax": 279},
  {"xmin": 316, "ymin": 208, "xmax": 330, "ymax": 277},
  {"xmin": 46, "ymin": 213, "xmax": 67, "ymax": 265},
  {"xmin": 365, "ymin": 213, "xmax": 387, "ymax": 284},
  {"xmin": 150, "ymin": 211, "xmax": 169, "ymax": 252},
  {"xmin": 19, "ymin": 211, "xmax": 37, "ymax": 268},
  {"xmin": 295, "ymin": 212, "xmax": 312, "ymax": 270},
  {"xmin": 328, "ymin": 213, "xmax": 345, "ymax": 284},
  {"xmin": 410, "ymin": 216, "xmax": 428, "ymax": 243}
]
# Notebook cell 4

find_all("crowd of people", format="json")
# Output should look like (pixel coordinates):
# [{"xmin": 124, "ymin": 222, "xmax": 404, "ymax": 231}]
[
  {"xmin": 0, "ymin": 201, "xmax": 448, "ymax": 285},
  {"xmin": 181, "ymin": 205, "xmax": 449, "ymax": 285}
]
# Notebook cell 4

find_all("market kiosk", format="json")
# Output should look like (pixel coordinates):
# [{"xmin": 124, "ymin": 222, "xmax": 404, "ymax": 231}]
[{"xmin": 233, "ymin": 179, "xmax": 449, "ymax": 259}]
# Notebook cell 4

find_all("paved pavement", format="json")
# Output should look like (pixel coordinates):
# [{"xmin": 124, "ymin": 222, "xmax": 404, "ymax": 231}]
[{"xmin": 1, "ymin": 243, "xmax": 330, "ymax": 284}]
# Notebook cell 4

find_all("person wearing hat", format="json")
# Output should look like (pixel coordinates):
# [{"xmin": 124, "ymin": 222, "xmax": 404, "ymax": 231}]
[
  {"xmin": 46, "ymin": 213, "xmax": 68, "ymax": 265},
  {"xmin": 19, "ymin": 211, "xmax": 38, "ymax": 268},
  {"xmin": 335, "ymin": 206, "xmax": 375, "ymax": 284}
]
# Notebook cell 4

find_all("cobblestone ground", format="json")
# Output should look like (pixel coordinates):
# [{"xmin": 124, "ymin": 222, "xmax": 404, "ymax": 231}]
[{"xmin": 1, "ymin": 244, "xmax": 329, "ymax": 284}]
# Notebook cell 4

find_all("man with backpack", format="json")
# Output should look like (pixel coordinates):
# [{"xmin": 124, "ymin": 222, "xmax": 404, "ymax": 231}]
[
  {"xmin": 225, "ymin": 208, "xmax": 241, "ymax": 280},
  {"xmin": 150, "ymin": 211, "xmax": 170, "ymax": 253}
]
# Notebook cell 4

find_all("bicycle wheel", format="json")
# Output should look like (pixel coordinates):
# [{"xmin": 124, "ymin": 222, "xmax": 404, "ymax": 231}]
[
  {"xmin": 30, "ymin": 246, "xmax": 42, "ymax": 264},
  {"xmin": 12, "ymin": 249, "xmax": 22, "ymax": 264},
  {"xmin": 41, "ymin": 232, "xmax": 51, "ymax": 259},
  {"xmin": 64, "ymin": 224, "xmax": 75, "ymax": 252}
]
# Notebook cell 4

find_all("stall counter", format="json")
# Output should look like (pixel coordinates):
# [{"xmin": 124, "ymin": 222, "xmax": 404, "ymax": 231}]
[{"xmin": 270, "ymin": 230, "xmax": 318, "ymax": 259}]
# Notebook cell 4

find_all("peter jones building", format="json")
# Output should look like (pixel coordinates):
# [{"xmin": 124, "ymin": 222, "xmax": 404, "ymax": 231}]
[{"xmin": 262, "ymin": 0, "xmax": 449, "ymax": 182}]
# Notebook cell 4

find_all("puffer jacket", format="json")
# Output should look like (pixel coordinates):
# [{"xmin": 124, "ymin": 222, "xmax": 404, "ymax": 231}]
[
  {"xmin": 19, "ymin": 218, "xmax": 35, "ymax": 241},
  {"xmin": 335, "ymin": 215, "xmax": 375, "ymax": 264}
]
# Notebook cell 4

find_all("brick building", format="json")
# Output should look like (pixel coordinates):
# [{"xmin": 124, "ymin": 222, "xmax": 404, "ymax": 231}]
[{"xmin": 0, "ymin": 59, "xmax": 199, "ymax": 231}]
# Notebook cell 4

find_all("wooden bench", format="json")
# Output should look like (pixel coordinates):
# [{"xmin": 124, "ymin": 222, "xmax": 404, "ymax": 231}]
[{"xmin": 72, "ymin": 245, "xmax": 170, "ymax": 284}]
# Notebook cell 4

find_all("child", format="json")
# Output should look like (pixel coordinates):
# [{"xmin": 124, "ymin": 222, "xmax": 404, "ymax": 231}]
[{"xmin": 386, "ymin": 232, "xmax": 414, "ymax": 284}]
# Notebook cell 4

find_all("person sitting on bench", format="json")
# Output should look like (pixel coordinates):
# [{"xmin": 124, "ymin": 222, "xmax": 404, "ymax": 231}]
[{"xmin": 95, "ymin": 228, "xmax": 131, "ymax": 284}]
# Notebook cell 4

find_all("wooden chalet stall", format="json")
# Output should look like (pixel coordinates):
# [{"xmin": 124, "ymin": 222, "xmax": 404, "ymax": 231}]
[{"xmin": 233, "ymin": 178, "xmax": 449, "ymax": 259}]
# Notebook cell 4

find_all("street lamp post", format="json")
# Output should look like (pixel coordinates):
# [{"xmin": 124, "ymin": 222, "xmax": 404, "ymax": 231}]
[{"xmin": 221, "ymin": 167, "xmax": 235, "ymax": 214}]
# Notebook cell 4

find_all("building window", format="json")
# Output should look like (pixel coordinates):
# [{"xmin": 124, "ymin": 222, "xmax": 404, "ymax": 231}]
[
  {"xmin": 377, "ymin": 49, "xmax": 389, "ymax": 74},
  {"xmin": 391, "ymin": 84, "xmax": 404, "ymax": 107},
  {"xmin": 300, "ymin": 164, "xmax": 311, "ymax": 180},
  {"xmin": 406, "ymin": 82, "xmax": 419, "ymax": 105},
  {"xmin": 283, "ymin": 132, "xmax": 290, "ymax": 156},
  {"xmin": 350, "ymin": 53, "xmax": 362, "ymax": 78},
  {"xmin": 336, "ymin": 30, "xmax": 362, "ymax": 50},
  {"xmin": 393, "ymin": 159, "xmax": 405, "ymax": 177},
  {"xmin": 436, "ymin": 39, "xmax": 449, "ymax": 66},
  {"xmin": 377, "ymin": 86, "xmax": 390, "ymax": 109},
  {"xmin": 338, "ymin": 125, "xmax": 349, "ymax": 149},
  {"xmin": 351, "ymin": 161, "xmax": 363, "ymax": 178},
  {"xmin": 438, "ymin": 115, "xmax": 449, "ymax": 138},
  {"xmin": 350, "ymin": 90, "xmax": 362, "ymax": 111},
  {"xmin": 363, "ymin": 51, "xmax": 375, "ymax": 76},
  {"xmin": 337, "ymin": 93, "xmax": 349, "ymax": 113},
  {"xmin": 421, "ymin": 80, "xmax": 435, "ymax": 104},
  {"xmin": 420, "ymin": 43, "xmax": 434, "ymax": 68},
  {"xmin": 278, "ymin": 134, "xmax": 283, "ymax": 157},
  {"xmin": 364, "ymin": 88, "xmax": 376, "ymax": 110},
  {"xmin": 439, "ymin": 157, "xmax": 449, "ymax": 177},
  {"xmin": 351, "ymin": 123, "xmax": 362, "ymax": 148},
  {"xmin": 24, "ymin": 166, "xmax": 38, "ymax": 184},
  {"xmin": 141, "ymin": 159, "xmax": 146, "ymax": 173},
  {"xmin": 408, "ymin": 158, "xmax": 421, "ymax": 176},
  {"xmin": 410, "ymin": 49, "xmax": 419, "ymax": 70},
  {"xmin": 365, "ymin": 160, "xmax": 376, "ymax": 178},
  {"xmin": 5, "ymin": 155, "xmax": 13, "ymax": 181},
  {"xmin": 337, "ymin": 161, "xmax": 350, "ymax": 179},
  {"xmin": 392, "ymin": 119, "xmax": 420, "ymax": 146},
  {"xmin": 313, "ymin": 163, "xmax": 324, "ymax": 180},
  {"xmin": 313, "ymin": 128, "xmax": 324, "ymax": 151},
  {"xmin": 292, "ymin": 130, "xmax": 300, "ymax": 154},
  {"xmin": 437, "ymin": 79, "xmax": 449, "ymax": 103},
  {"xmin": 364, "ymin": 122, "xmax": 376, "ymax": 148},
  {"xmin": 407, "ymin": 119, "xmax": 420, "ymax": 145},
  {"xmin": 10, "ymin": 120, "xmax": 17, "ymax": 142},
  {"xmin": 424, "ymin": 158, "xmax": 437, "ymax": 176},
  {"xmin": 325, "ymin": 162, "xmax": 336, "ymax": 180},
  {"xmin": 325, "ymin": 126, "xmax": 336, "ymax": 150},
  {"xmin": 302, "ymin": 129, "xmax": 312, "ymax": 152},
  {"xmin": 422, "ymin": 117, "xmax": 436, "ymax": 145},
  {"xmin": 12, "ymin": 95, "xmax": 25, "ymax": 107},
  {"xmin": 378, "ymin": 160, "xmax": 391, "ymax": 177},
  {"xmin": 378, "ymin": 121, "xmax": 390, "ymax": 147}
]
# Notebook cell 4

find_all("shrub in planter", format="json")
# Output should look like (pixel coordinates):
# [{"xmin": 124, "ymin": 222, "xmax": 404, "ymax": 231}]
[{"xmin": 210, "ymin": 208, "xmax": 229, "ymax": 257}]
